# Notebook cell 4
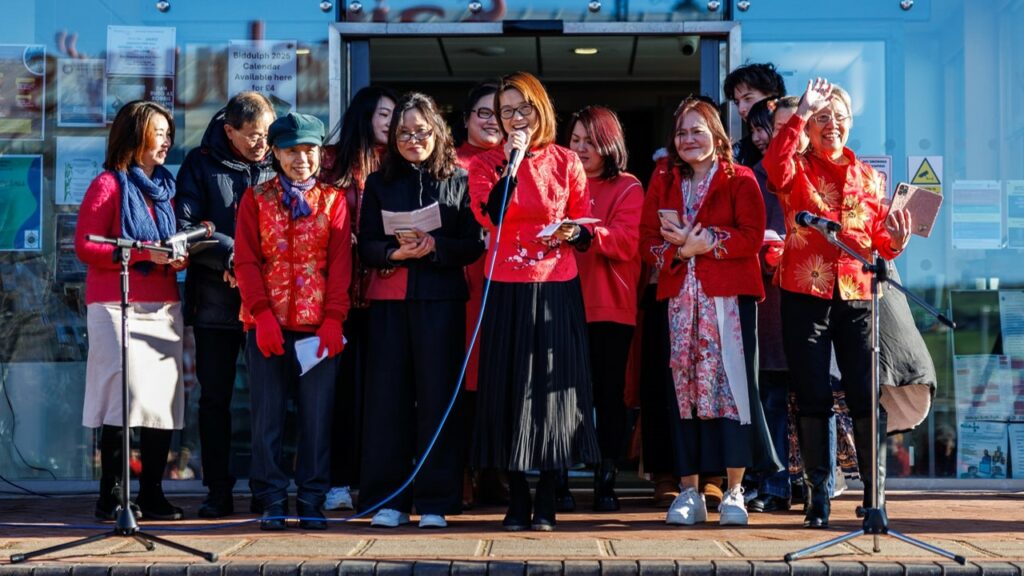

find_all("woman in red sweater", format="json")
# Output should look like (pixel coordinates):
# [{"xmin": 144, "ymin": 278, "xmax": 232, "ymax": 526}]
[
  {"xmin": 568, "ymin": 106, "xmax": 643, "ymax": 512},
  {"xmin": 639, "ymin": 96, "xmax": 778, "ymax": 527},
  {"xmin": 75, "ymin": 100, "xmax": 187, "ymax": 521},
  {"xmin": 234, "ymin": 112, "xmax": 352, "ymax": 531},
  {"xmin": 468, "ymin": 71, "xmax": 600, "ymax": 532}
]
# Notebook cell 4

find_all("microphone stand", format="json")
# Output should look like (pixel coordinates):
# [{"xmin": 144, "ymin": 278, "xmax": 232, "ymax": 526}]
[
  {"xmin": 12, "ymin": 236, "xmax": 216, "ymax": 564},
  {"xmin": 784, "ymin": 229, "xmax": 962, "ymax": 564}
]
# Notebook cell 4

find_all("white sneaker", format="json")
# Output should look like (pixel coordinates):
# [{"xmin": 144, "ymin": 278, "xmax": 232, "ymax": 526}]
[
  {"xmin": 324, "ymin": 486, "xmax": 354, "ymax": 511},
  {"xmin": 370, "ymin": 508, "xmax": 410, "ymax": 528},
  {"xmin": 719, "ymin": 486, "xmax": 749, "ymax": 526},
  {"xmin": 666, "ymin": 487, "xmax": 707, "ymax": 525},
  {"xmin": 418, "ymin": 514, "xmax": 447, "ymax": 528}
]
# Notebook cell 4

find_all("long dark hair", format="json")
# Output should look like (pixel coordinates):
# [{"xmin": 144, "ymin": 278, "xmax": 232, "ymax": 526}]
[
  {"xmin": 747, "ymin": 98, "xmax": 775, "ymax": 141},
  {"xmin": 381, "ymin": 92, "xmax": 459, "ymax": 183},
  {"xmin": 323, "ymin": 86, "xmax": 397, "ymax": 189}
]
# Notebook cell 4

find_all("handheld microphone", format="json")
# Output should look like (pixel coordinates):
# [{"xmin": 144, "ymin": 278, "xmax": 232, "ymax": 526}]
[
  {"xmin": 795, "ymin": 211, "xmax": 842, "ymax": 234},
  {"xmin": 164, "ymin": 221, "xmax": 215, "ymax": 259},
  {"xmin": 506, "ymin": 130, "xmax": 527, "ymax": 178}
]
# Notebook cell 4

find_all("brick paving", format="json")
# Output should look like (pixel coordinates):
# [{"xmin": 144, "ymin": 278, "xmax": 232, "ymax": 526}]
[{"xmin": 0, "ymin": 490, "xmax": 1022, "ymax": 574}]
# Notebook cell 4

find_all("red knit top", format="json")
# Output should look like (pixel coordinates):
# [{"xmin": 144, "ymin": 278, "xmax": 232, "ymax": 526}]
[
  {"xmin": 74, "ymin": 171, "xmax": 181, "ymax": 305},
  {"xmin": 468, "ymin": 144, "xmax": 591, "ymax": 283}
]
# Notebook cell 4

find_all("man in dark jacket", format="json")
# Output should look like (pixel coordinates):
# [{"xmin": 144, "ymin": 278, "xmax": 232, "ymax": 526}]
[
  {"xmin": 175, "ymin": 91, "xmax": 276, "ymax": 518},
  {"xmin": 723, "ymin": 62, "xmax": 786, "ymax": 168}
]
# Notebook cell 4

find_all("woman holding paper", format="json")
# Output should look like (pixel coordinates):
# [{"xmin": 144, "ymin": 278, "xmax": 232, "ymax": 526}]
[
  {"xmin": 638, "ymin": 96, "xmax": 777, "ymax": 527},
  {"xmin": 234, "ymin": 112, "xmax": 352, "ymax": 531},
  {"xmin": 568, "ymin": 105, "xmax": 643, "ymax": 512},
  {"xmin": 467, "ymin": 71, "xmax": 600, "ymax": 532},
  {"xmin": 762, "ymin": 78, "xmax": 912, "ymax": 528},
  {"xmin": 357, "ymin": 92, "xmax": 485, "ymax": 529}
]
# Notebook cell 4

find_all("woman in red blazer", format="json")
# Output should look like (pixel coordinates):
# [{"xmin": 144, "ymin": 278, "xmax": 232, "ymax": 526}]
[{"xmin": 639, "ymin": 96, "xmax": 778, "ymax": 527}]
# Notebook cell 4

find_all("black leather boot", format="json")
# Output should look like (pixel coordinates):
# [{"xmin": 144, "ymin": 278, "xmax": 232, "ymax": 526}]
[
  {"xmin": 854, "ymin": 412, "xmax": 887, "ymax": 518},
  {"xmin": 135, "ymin": 428, "xmax": 183, "ymax": 521},
  {"xmin": 532, "ymin": 471, "xmax": 557, "ymax": 531},
  {"xmin": 797, "ymin": 416, "xmax": 832, "ymax": 529},
  {"xmin": 94, "ymin": 425, "xmax": 143, "ymax": 520},
  {"xmin": 502, "ymin": 471, "xmax": 531, "ymax": 531},
  {"xmin": 555, "ymin": 469, "xmax": 576, "ymax": 512},
  {"xmin": 592, "ymin": 459, "xmax": 620, "ymax": 512}
]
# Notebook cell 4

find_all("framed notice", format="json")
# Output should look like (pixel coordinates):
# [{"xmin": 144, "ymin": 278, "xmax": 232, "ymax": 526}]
[
  {"xmin": 57, "ymin": 59, "xmax": 106, "ymax": 127},
  {"xmin": 106, "ymin": 26, "xmax": 176, "ymax": 77},
  {"xmin": 0, "ymin": 155, "xmax": 43, "ymax": 251},
  {"xmin": 0, "ymin": 44, "xmax": 46, "ymax": 140},
  {"xmin": 55, "ymin": 136, "xmax": 105, "ymax": 206}
]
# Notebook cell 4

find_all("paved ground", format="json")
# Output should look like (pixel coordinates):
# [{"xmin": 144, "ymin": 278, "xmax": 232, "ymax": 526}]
[{"xmin": 0, "ymin": 490, "xmax": 1022, "ymax": 574}]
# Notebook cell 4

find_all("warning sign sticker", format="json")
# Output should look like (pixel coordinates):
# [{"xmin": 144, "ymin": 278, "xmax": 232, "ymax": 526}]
[{"xmin": 908, "ymin": 156, "xmax": 943, "ymax": 194}]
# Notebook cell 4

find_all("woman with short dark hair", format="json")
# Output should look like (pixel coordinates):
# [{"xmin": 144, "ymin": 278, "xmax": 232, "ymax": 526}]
[
  {"xmin": 75, "ymin": 100, "xmax": 187, "ymax": 521},
  {"xmin": 357, "ymin": 92, "xmax": 484, "ymax": 529}
]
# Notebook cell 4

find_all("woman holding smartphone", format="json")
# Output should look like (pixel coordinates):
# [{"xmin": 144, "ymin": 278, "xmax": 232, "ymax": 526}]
[{"xmin": 358, "ymin": 92, "xmax": 484, "ymax": 529}]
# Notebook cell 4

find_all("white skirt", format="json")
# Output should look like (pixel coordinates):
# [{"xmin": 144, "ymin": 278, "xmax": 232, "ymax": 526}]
[{"xmin": 83, "ymin": 302, "xmax": 184, "ymax": 430}]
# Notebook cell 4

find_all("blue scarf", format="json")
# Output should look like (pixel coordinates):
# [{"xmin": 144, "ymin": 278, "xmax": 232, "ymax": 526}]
[
  {"xmin": 115, "ymin": 165, "xmax": 176, "ymax": 273},
  {"xmin": 279, "ymin": 174, "xmax": 316, "ymax": 220}
]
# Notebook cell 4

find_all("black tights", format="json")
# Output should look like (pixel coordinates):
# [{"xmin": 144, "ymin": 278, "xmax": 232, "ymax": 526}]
[{"xmin": 100, "ymin": 425, "xmax": 172, "ymax": 487}]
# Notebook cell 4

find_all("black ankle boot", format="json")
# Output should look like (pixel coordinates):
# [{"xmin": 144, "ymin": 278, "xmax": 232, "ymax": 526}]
[
  {"xmin": 532, "ymin": 471, "xmax": 557, "ymax": 531},
  {"xmin": 136, "ymin": 428, "xmax": 183, "ymax": 521},
  {"xmin": 503, "ymin": 472, "xmax": 531, "ymax": 531},
  {"xmin": 798, "ymin": 416, "xmax": 833, "ymax": 529},
  {"xmin": 555, "ymin": 469, "xmax": 576, "ymax": 512},
  {"xmin": 854, "ymin": 412, "xmax": 887, "ymax": 518},
  {"xmin": 592, "ymin": 459, "xmax": 620, "ymax": 512},
  {"xmin": 95, "ymin": 425, "xmax": 139, "ymax": 520}
]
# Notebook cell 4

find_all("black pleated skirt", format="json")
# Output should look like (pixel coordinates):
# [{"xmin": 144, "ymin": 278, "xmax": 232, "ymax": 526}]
[{"xmin": 472, "ymin": 277, "xmax": 601, "ymax": 471}]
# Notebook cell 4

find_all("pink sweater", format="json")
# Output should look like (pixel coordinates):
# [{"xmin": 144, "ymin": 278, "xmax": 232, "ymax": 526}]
[{"xmin": 74, "ymin": 171, "xmax": 181, "ymax": 305}]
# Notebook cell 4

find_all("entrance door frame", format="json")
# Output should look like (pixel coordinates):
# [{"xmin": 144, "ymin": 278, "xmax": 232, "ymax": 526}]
[{"xmin": 328, "ymin": 21, "xmax": 742, "ymax": 139}]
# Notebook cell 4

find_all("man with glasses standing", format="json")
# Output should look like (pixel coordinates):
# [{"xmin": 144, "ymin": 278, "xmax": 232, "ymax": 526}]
[{"xmin": 176, "ymin": 91, "xmax": 277, "ymax": 518}]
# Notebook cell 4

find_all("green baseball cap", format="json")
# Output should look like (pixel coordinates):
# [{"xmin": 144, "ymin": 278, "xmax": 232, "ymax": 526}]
[{"xmin": 268, "ymin": 112, "xmax": 325, "ymax": 148}]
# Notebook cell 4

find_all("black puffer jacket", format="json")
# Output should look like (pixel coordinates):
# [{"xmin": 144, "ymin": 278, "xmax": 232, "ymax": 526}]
[{"xmin": 175, "ymin": 109, "xmax": 276, "ymax": 329}]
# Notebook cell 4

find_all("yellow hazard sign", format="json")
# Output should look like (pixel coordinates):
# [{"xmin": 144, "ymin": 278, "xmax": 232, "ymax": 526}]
[{"xmin": 908, "ymin": 156, "xmax": 943, "ymax": 194}]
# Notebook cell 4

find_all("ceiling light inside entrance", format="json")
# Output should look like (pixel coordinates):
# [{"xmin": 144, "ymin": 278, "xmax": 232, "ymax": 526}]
[{"xmin": 573, "ymin": 47, "xmax": 599, "ymax": 55}]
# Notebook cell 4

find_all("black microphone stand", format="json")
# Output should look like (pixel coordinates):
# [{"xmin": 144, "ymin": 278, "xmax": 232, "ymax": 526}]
[
  {"xmin": 784, "ymin": 229, "xmax": 962, "ymax": 564},
  {"xmin": 11, "ymin": 236, "xmax": 217, "ymax": 564}
]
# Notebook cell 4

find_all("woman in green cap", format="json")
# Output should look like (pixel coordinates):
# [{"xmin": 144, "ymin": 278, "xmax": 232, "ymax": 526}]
[{"xmin": 234, "ymin": 112, "xmax": 353, "ymax": 531}]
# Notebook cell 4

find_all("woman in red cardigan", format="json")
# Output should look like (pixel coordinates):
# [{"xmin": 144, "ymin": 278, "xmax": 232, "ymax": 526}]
[
  {"xmin": 639, "ymin": 96, "xmax": 778, "ymax": 527},
  {"xmin": 569, "ymin": 105, "xmax": 643, "ymax": 512},
  {"xmin": 468, "ymin": 71, "xmax": 600, "ymax": 532},
  {"xmin": 75, "ymin": 100, "xmax": 187, "ymax": 521},
  {"xmin": 234, "ymin": 112, "xmax": 352, "ymax": 531}
]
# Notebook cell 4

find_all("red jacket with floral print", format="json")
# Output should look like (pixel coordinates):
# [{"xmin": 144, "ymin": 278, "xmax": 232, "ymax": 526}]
[
  {"xmin": 468, "ymin": 144, "xmax": 591, "ymax": 283},
  {"xmin": 763, "ymin": 114, "xmax": 901, "ymax": 300},
  {"xmin": 235, "ymin": 177, "xmax": 352, "ymax": 332},
  {"xmin": 639, "ymin": 160, "xmax": 765, "ymax": 302}
]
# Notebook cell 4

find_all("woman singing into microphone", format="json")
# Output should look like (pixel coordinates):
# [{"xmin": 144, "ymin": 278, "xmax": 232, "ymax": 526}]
[{"xmin": 468, "ymin": 71, "xmax": 600, "ymax": 532}]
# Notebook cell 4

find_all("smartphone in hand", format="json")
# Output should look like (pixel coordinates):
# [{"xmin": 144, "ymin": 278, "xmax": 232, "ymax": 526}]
[
  {"xmin": 395, "ymin": 228, "xmax": 421, "ymax": 243},
  {"xmin": 658, "ymin": 209, "xmax": 683, "ymax": 228}
]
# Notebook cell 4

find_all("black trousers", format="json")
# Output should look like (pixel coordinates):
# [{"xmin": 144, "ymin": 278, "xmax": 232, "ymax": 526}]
[
  {"xmin": 781, "ymin": 288, "xmax": 873, "ymax": 419},
  {"xmin": 639, "ymin": 286, "xmax": 674, "ymax": 474},
  {"xmin": 193, "ymin": 326, "xmax": 245, "ymax": 492},
  {"xmin": 359, "ymin": 300, "xmax": 465, "ymax": 516},
  {"xmin": 588, "ymin": 321, "xmax": 634, "ymax": 462},
  {"xmin": 330, "ymin": 307, "xmax": 368, "ymax": 487}
]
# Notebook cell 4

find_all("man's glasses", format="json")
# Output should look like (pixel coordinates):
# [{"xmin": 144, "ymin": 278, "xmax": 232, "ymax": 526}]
[
  {"xmin": 470, "ymin": 108, "xmax": 496, "ymax": 120},
  {"xmin": 499, "ymin": 103, "xmax": 535, "ymax": 120},
  {"xmin": 811, "ymin": 112, "xmax": 850, "ymax": 126},
  {"xmin": 397, "ymin": 129, "xmax": 434, "ymax": 143}
]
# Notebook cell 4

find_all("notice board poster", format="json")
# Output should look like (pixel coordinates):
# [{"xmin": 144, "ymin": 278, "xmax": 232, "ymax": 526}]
[
  {"xmin": 0, "ymin": 155, "xmax": 43, "ymax": 251},
  {"xmin": 0, "ymin": 44, "xmax": 46, "ymax": 140}
]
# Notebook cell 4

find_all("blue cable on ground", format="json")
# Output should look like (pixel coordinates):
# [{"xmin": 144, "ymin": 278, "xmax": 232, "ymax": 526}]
[{"xmin": 0, "ymin": 172, "xmax": 516, "ymax": 534}]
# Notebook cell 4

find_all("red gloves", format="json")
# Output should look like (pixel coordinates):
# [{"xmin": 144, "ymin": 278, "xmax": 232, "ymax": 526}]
[
  {"xmin": 254, "ymin": 309, "xmax": 285, "ymax": 358},
  {"xmin": 764, "ymin": 242, "xmax": 784, "ymax": 269},
  {"xmin": 316, "ymin": 318, "xmax": 345, "ymax": 358}
]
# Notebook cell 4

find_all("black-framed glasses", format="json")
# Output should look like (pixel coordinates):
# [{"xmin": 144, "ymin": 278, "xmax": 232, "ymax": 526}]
[
  {"xmin": 470, "ymin": 107, "xmax": 496, "ymax": 120},
  {"xmin": 499, "ymin": 103, "xmax": 535, "ymax": 119},
  {"xmin": 397, "ymin": 129, "xmax": 434, "ymax": 143}
]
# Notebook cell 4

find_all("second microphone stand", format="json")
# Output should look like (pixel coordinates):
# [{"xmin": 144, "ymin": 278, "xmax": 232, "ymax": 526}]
[
  {"xmin": 12, "ymin": 238, "xmax": 216, "ymax": 564},
  {"xmin": 783, "ymin": 230, "xmax": 962, "ymax": 564}
]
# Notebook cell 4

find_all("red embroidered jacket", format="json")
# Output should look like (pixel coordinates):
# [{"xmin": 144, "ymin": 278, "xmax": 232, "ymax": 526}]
[
  {"xmin": 639, "ymin": 161, "xmax": 765, "ymax": 301},
  {"xmin": 576, "ymin": 173, "xmax": 644, "ymax": 325},
  {"xmin": 468, "ymin": 144, "xmax": 591, "ymax": 283},
  {"xmin": 234, "ymin": 177, "xmax": 352, "ymax": 332},
  {"xmin": 763, "ymin": 115, "xmax": 901, "ymax": 300}
]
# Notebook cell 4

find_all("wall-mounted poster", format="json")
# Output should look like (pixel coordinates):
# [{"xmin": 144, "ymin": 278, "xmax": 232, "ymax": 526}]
[
  {"xmin": 0, "ymin": 44, "xmax": 46, "ymax": 140},
  {"xmin": 106, "ymin": 26, "xmax": 176, "ymax": 77},
  {"xmin": 1007, "ymin": 181, "xmax": 1024, "ymax": 249},
  {"xmin": 1010, "ymin": 424, "xmax": 1024, "ymax": 479},
  {"xmin": 105, "ymin": 76, "xmax": 174, "ymax": 123},
  {"xmin": 57, "ymin": 59, "xmax": 106, "ymax": 127},
  {"xmin": 55, "ymin": 214, "xmax": 86, "ymax": 283},
  {"xmin": 957, "ymin": 420, "xmax": 1008, "ymax": 479},
  {"xmin": 952, "ymin": 180, "xmax": 1002, "ymax": 250},
  {"xmin": 0, "ymin": 155, "xmax": 43, "ymax": 251},
  {"xmin": 227, "ymin": 40, "xmax": 297, "ymax": 115},
  {"xmin": 954, "ymin": 354, "xmax": 1014, "ymax": 422},
  {"xmin": 56, "ymin": 136, "xmax": 106, "ymax": 206}
]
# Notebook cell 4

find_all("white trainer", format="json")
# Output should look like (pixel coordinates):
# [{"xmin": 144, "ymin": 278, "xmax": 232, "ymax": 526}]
[
  {"xmin": 665, "ymin": 487, "xmax": 707, "ymax": 525},
  {"xmin": 324, "ymin": 486, "xmax": 354, "ymax": 511},
  {"xmin": 370, "ymin": 508, "xmax": 410, "ymax": 528},
  {"xmin": 418, "ymin": 514, "xmax": 448, "ymax": 529},
  {"xmin": 719, "ymin": 485, "xmax": 749, "ymax": 526}
]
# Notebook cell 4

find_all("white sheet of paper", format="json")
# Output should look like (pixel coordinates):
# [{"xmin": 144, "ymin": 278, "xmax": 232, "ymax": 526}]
[
  {"xmin": 295, "ymin": 335, "xmax": 348, "ymax": 376},
  {"xmin": 763, "ymin": 229, "xmax": 785, "ymax": 243},
  {"xmin": 381, "ymin": 202, "xmax": 443, "ymax": 235},
  {"xmin": 536, "ymin": 218, "xmax": 601, "ymax": 238}
]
